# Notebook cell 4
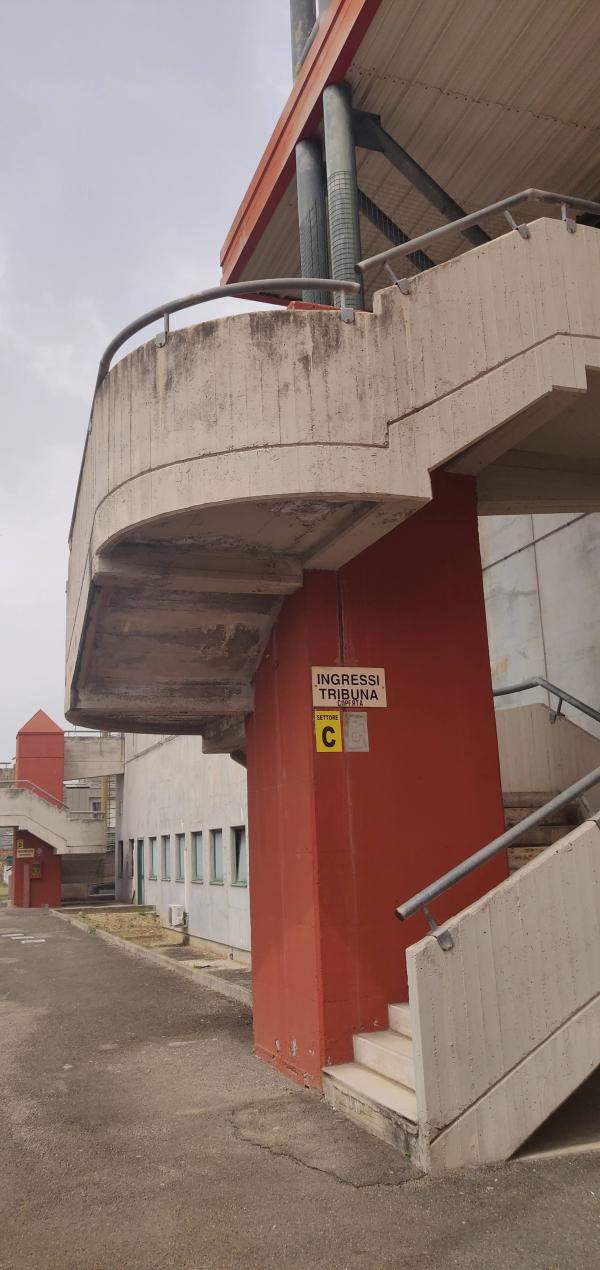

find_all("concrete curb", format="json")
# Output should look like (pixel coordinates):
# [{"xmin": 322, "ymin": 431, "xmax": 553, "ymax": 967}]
[{"xmin": 50, "ymin": 908, "xmax": 253, "ymax": 1010}]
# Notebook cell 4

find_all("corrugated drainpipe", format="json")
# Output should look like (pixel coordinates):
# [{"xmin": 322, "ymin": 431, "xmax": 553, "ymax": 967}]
[
  {"xmin": 291, "ymin": 0, "xmax": 331, "ymax": 304},
  {"xmin": 323, "ymin": 82, "xmax": 363, "ymax": 309}
]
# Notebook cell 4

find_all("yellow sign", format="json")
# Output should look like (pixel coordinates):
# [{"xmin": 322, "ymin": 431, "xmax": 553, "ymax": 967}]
[
  {"xmin": 315, "ymin": 710, "xmax": 343, "ymax": 753},
  {"xmin": 16, "ymin": 839, "xmax": 34, "ymax": 859}
]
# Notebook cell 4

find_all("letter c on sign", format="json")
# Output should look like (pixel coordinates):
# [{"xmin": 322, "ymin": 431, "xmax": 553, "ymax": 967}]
[{"xmin": 322, "ymin": 726, "xmax": 335, "ymax": 748}]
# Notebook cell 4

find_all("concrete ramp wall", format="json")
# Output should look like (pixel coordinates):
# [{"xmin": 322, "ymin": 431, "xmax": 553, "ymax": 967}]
[
  {"xmin": 64, "ymin": 735, "xmax": 124, "ymax": 779},
  {"xmin": 407, "ymin": 820, "xmax": 600, "ymax": 1171},
  {"xmin": 0, "ymin": 787, "xmax": 109, "ymax": 854}
]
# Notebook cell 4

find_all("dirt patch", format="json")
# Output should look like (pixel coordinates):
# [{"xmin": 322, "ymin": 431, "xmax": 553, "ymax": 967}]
[{"xmin": 74, "ymin": 908, "xmax": 182, "ymax": 947}]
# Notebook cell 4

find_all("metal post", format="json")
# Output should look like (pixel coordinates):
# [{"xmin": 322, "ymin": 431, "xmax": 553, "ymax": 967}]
[
  {"xmin": 295, "ymin": 138, "xmax": 330, "ymax": 303},
  {"xmin": 290, "ymin": 0, "xmax": 317, "ymax": 78},
  {"xmin": 323, "ymin": 82, "xmax": 363, "ymax": 308}
]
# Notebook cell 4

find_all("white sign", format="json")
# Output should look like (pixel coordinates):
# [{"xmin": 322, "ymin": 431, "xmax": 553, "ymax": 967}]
[{"xmin": 311, "ymin": 667, "xmax": 387, "ymax": 708}]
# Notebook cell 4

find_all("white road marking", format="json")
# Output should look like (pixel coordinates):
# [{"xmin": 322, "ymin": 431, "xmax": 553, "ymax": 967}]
[
  {"xmin": 19, "ymin": 938, "xmax": 46, "ymax": 944},
  {"xmin": 0, "ymin": 932, "xmax": 25, "ymax": 938}
]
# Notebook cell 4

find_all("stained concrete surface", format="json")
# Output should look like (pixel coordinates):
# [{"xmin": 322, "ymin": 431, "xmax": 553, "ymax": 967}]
[{"xmin": 1, "ymin": 908, "xmax": 600, "ymax": 1270}]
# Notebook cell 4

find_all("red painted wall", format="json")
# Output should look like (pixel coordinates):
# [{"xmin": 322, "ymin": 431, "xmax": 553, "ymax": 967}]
[
  {"xmin": 15, "ymin": 710, "xmax": 64, "ymax": 805},
  {"xmin": 10, "ymin": 832, "xmax": 62, "ymax": 908},
  {"xmin": 246, "ymin": 472, "xmax": 507, "ymax": 1087}
]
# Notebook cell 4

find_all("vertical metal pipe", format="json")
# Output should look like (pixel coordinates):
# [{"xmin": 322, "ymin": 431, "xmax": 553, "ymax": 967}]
[
  {"xmin": 295, "ymin": 138, "xmax": 330, "ymax": 303},
  {"xmin": 323, "ymin": 82, "xmax": 363, "ymax": 307},
  {"xmin": 290, "ymin": 0, "xmax": 317, "ymax": 78}
]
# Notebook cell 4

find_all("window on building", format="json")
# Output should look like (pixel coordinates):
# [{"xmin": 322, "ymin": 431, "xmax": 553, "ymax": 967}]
[
  {"xmin": 191, "ymin": 831, "xmax": 203, "ymax": 882},
  {"xmin": 231, "ymin": 826, "xmax": 247, "ymax": 886},
  {"xmin": 149, "ymin": 837, "xmax": 157, "ymax": 879},
  {"xmin": 117, "ymin": 841, "xmax": 123, "ymax": 878},
  {"xmin": 175, "ymin": 833, "xmax": 185, "ymax": 882},
  {"xmin": 209, "ymin": 829, "xmax": 223, "ymax": 884},
  {"xmin": 161, "ymin": 834, "xmax": 171, "ymax": 881},
  {"xmin": 128, "ymin": 839, "xmax": 134, "ymax": 878}
]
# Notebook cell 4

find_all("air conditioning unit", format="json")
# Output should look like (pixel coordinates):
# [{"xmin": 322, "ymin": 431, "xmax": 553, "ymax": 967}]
[{"xmin": 168, "ymin": 904, "xmax": 186, "ymax": 928}]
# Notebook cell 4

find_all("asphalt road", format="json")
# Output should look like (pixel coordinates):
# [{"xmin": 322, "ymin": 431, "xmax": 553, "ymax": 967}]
[{"xmin": 1, "ymin": 906, "xmax": 600, "ymax": 1270}]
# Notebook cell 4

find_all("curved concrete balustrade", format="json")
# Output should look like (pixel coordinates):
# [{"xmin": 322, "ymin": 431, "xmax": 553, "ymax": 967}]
[
  {"xmin": 0, "ymin": 786, "xmax": 109, "ymax": 855},
  {"xmin": 66, "ymin": 218, "xmax": 600, "ymax": 739}
]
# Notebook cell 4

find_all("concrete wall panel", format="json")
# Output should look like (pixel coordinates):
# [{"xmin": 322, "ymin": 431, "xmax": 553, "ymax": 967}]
[{"xmin": 117, "ymin": 734, "xmax": 249, "ymax": 954}]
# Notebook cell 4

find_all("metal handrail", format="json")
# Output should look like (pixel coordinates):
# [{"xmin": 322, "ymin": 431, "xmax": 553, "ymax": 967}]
[
  {"xmin": 395, "ymin": 765, "xmax": 600, "ymax": 949},
  {"xmin": 395, "ymin": 674, "xmax": 600, "ymax": 944},
  {"xmin": 93, "ymin": 276, "xmax": 361, "ymax": 396},
  {"xmin": 493, "ymin": 676, "xmax": 600, "ymax": 727},
  {"xmin": 0, "ymin": 778, "xmax": 69, "ymax": 809},
  {"xmin": 0, "ymin": 779, "xmax": 106, "ymax": 819},
  {"xmin": 69, "ymin": 275, "xmax": 361, "ymax": 544},
  {"xmin": 357, "ymin": 188, "xmax": 600, "ymax": 276}
]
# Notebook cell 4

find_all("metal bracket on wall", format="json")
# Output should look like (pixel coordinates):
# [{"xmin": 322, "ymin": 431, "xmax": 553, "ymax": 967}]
[
  {"xmin": 154, "ymin": 312, "xmax": 170, "ymax": 348},
  {"xmin": 385, "ymin": 263, "xmax": 411, "ymax": 295},
  {"xmin": 422, "ymin": 905, "xmax": 455, "ymax": 952},
  {"xmin": 504, "ymin": 210, "xmax": 530, "ymax": 239},
  {"xmin": 549, "ymin": 696, "xmax": 564, "ymax": 724},
  {"xmin": 339, "ymin": 290, "xmax": 355, "ymax": 322},
  {"xmin": 561, "ymin": 202, "xmax": 577, "ymax": 233}
]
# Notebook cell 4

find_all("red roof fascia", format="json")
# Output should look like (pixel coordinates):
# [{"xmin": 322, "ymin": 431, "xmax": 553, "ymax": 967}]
[{"xmin": 220, "ymin": 0, "xmax": 383, "ymax": 283}]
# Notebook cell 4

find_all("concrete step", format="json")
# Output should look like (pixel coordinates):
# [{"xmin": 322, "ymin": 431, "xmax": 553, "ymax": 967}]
[
  {"xmin": 504, "ymin": 805, "xmax": 576, "ymax": 829},
  {"xmin": 353, "ymin": 1029, "xmax": 415, "ymax": 1089},
  {"xmin": 510, "ymin": 824, "xmax": 572, "ymax": 847},
  {"xmin": 508, "ymin": 846, "xmax": 545, "ymax": 873},
  {"xmin": 388, "ymin": 1002, "xmax": 412, "ymax": 1038},
  {"xmin": 323, "ymin": 1061, "xmax": 418, "ymax": 1126},
  {"xmin": 503, "ymin": 792, "xmax": 562, "ymax": 809}
]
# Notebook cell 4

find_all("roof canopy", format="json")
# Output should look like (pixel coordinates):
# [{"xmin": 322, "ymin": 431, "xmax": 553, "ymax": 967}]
[{"xmin": 221, "ymin": 0, "xmax": 600, "ymax": 306}]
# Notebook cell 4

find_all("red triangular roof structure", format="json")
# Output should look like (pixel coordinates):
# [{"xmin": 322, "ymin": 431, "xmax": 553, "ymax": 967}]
[{"xmin": 17, "ymin": 709, "xmax": 63, "ymax": 735}]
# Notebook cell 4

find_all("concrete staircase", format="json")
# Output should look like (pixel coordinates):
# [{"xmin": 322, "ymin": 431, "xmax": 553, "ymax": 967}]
[
  {"xmin": 323, "ymin": 1003, "xmax": 418, "ymax": 1156},
  {"xmin": 324, "ymin": 818, "xmax": 600, "ymax": 1172},
  {"xmin": 504, "ymin": 792, "xmax": 585, "ymax": 872}
]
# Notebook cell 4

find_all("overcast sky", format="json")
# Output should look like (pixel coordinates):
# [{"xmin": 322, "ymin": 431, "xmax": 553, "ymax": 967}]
[{"xmin": 0, "ymin": 0, "xmax": 291, "ymax": 756}]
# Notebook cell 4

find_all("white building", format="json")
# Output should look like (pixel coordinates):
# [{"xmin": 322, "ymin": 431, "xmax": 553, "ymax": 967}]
[{"xmin": 115, "ymin": 734, "xmax": 250, "ymax": 958}]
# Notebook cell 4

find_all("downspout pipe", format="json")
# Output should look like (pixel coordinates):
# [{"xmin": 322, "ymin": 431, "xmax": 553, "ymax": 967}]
[
  {"xmin": 290, "ymin": 0, "xmax": 317, "ymax": 78},
  {"xmin": 296, "ymin": 138, "xmax": 331, "ymax": 303},
  {"xmin": 323, "ymin": 82, "xmax": 363, "ymax": 308}
]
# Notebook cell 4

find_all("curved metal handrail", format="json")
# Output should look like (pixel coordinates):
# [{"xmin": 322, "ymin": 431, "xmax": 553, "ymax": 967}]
[
  {"xmin": 69, "ymin": 275, "xmax": 361, "ymax": 544},
  {"xmin": 94, "ymin": 276, "xmax": 361, "ymax": 395},
  {"xmin": 493, "ymin": 676, "xmax": 600, "ymax": 727},
  {"xmin": 357, "ymin": 187, "xmax": 600, "ymax": 275}
]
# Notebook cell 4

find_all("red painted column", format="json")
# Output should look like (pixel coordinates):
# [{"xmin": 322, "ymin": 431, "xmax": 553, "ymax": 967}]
[
  {"xmin": 11, "ymin": 710, "xmax": 64, "ymax": 907},
  {"xmin": 11, "ymin": 834, "xmax": 62, "ymax": 908},
  {"xmin": 246, "ymin": 472, "xmax": 507, "ymax": 1088}
]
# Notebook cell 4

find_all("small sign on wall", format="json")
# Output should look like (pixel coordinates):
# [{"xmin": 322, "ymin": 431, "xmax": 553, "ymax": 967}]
[
  {"xmin": 312, "ymin": 667, "xmax": 387, "ymax": 708},
  {"xmin": 314, "ymin": 710, "xmax": 343, "ymax": 752},
  {"xmin": 16, "ymin": 839, "xmax": 34, "ymax": 859},
  {"xmin": 343, "ymin": 711, "xmax": 370, "ymax": 752}
]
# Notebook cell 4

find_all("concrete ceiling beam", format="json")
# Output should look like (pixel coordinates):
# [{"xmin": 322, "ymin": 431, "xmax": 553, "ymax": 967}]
[
  {"xmin": 202, "ymin": 715, "xmax": 247, "ymax": 756},
  {"xmin": 92, "ymin": 548, "xmax": 303, "ymax": 597}
]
